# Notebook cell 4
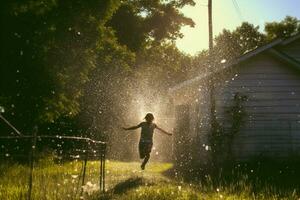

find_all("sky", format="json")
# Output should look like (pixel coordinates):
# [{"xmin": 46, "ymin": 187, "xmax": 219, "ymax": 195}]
[{"xmin": 176, "ymin": 0, "xmax": 300, "ymax": 55}]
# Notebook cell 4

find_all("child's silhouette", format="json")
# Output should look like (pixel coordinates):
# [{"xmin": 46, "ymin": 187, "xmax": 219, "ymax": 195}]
[{"xmin": 123, "ymin": 113, "xmax": 172, "ymax": 170}]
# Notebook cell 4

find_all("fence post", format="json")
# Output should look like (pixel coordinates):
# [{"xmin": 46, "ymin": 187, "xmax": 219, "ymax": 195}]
[
  {"xmin": 99, "ymin": 143, "xmax": 103, "ymax": 192},
  {"xmin": 99, "ymin": 143, "xmax": 106, "ymax": 193},
  {"xmin": 102, "ymin": 143, "xmax": 106, "ymax": 192},
  {"xmin": 81, "ymin": 147, "xmax": 88, "ymax": 189},
  {"xmin": 27, "ymin": 126, "xmax": 38, "ymax": 200}
]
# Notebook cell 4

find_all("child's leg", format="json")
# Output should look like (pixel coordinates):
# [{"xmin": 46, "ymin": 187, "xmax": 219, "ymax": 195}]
[
  {"xmin": 141, "ymin": 153, "xmax": 150, "ymax": 169},
  {"xmin": 141, "ymin": 143, "xmax": 152, "ymax": 170},
  {"xmin": 139, "ymin": 142, "xmax": 146, "ymax": 159}
]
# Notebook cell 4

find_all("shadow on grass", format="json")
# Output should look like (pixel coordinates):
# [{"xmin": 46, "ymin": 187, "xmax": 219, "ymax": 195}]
[
  {"xmin": 97, "ymin": 177, "xmax": 154, "ymax": 200},
  {"xmin": 113, "ymin": 177, "xmax": 144, "ymax": 194},
  {"xmin": 161, "ymin": 165, "xmax": 177, "ymax": 179}
]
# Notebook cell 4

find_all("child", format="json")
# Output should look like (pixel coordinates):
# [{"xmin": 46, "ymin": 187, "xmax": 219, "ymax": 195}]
[{"xmin": 123, "ymin": 113, "xmax": 172, "ymax": 170}]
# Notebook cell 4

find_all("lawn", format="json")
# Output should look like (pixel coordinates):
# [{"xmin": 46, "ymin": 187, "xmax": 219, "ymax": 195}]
[{"xmin": 0, "ymin": 158, "xmax": 299, "ymax": 200}]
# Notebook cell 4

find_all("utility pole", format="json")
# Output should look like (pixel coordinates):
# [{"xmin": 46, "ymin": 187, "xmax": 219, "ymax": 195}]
[
  {"xmin": 208, "ymin": 0, "xmax": 213, "ymax": 52},
  {"xmin": 207, "ymin": 0, "xmax": 218, "ymax": 166},
  {"xmin": 208, "ymin": 0, "xmax": 215, "ymax": 127}
]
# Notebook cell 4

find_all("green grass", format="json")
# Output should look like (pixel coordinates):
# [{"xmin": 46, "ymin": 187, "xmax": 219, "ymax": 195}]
[{"xmin": 0, "ymin": 158, "xmax": 300, "ymax": 200}]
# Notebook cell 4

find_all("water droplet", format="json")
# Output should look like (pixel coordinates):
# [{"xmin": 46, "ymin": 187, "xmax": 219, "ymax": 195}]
[
  {"xmin": 0, "ymin": 106, "xmax": 5, "ymax": 113},
  {"xmin": 205, "ymin": 145, "xmax": 211, "ymax": 151},
  {"xmin": 71, "ymin": 175, "xmax": 78, "ymax": 179}
]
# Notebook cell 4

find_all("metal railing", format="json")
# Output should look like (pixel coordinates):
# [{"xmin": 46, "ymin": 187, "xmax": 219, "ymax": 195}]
[{"xmin": 0, "ymin": 133, "xmax": 106, "ymax": 200}]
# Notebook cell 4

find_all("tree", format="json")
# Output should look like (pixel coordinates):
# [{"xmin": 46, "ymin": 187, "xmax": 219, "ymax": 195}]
[
  {"xmin": 107, "ymin": 0, "xmax": 195, "ymax": 52},
  {"xmin": 0, "ymin": 0, "xmax": 195, "ymax": 158},
  {"xmin": 0, "ymin": 0, "xmax": 121, "ymax": 133},
  {"xmin": 265, "ymin": 16, "xmax": 300, "ymax": 40},
  {"xmin": 213, "ymin": 22, "xmax": 266, "ymax": 64},
  {"xmin": 191, "ymin": 22, "xmax": 266, "ymax": 76},
  {"xmin": 234, "ymin": 22, "xmax": 266, "ymax": 53}
]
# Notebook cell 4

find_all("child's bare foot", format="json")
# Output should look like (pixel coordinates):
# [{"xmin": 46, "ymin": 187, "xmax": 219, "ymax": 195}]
[{"xmin": 141, "ymin": 164, "xmax": 145, "ymax": 170}]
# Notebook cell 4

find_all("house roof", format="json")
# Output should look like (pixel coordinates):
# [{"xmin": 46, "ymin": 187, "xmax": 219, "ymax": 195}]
[{"xmin": 169, "ymin": 33, "xmax": 300, "ymax": 93}]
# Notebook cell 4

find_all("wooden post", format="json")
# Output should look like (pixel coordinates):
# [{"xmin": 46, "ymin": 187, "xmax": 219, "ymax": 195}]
[
  {"xmin": 208, "ymin": 0, "xmax": 213, "ymax": 53},
  {"xmin": 27, "ymin": 126, "xmax": 38, "ymax": 200},
  {"xmin": 99, "ymin": 144, "xmax": 103, "ymax": 191},
  {"xmin": 99, "ymin": 143, "xmax": 106, "ymax": 192},
  {"xmin": 102, "ymin": 143, "xmax": 106, "ymax": 192},
  {"xmin": 81, "ymin": 150, "xmax": 88, "ymax": 187},
  {"xmin": 208, "ymin": 0, "xmax": 215, "ymax": 128},
  {"xmin": 207, "ymin": 0, "xmax": 219, "ymax": 168}
]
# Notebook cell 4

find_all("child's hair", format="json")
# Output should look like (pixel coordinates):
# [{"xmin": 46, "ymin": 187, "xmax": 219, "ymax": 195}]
[{"xmin": 144, "ymin": 113, "xmax": 154, "ymax": 122}]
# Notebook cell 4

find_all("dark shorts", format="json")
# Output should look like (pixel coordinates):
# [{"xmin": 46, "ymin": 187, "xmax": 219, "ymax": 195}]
[{"xmin": 139, "ymin": 141, "xmax": 153, "ymax": 159}]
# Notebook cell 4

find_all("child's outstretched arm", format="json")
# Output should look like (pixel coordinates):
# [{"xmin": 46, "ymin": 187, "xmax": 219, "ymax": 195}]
[
  {"xmin": 156, "ymin": 126, "xmax": 173, "ymax": 136},
  {"xmin": 122, "ymin": 124, "xmax": 140, "ymax": 130}
]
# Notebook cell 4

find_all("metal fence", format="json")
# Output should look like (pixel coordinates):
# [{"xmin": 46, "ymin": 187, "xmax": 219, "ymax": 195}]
[{"xmin": 0, "ymin": 133, "xmax": 106, "ymax": 200}]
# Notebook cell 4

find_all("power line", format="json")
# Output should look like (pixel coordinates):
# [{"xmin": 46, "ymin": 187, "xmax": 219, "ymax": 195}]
[{"xmin": 232, "ymin": 0, "xmax": 244, "ymax": 22}]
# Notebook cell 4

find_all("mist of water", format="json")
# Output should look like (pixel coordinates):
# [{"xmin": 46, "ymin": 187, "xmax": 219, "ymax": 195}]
[{"xmin": 81, "ymin": 66, "xmax": 176, "ymax": 162}]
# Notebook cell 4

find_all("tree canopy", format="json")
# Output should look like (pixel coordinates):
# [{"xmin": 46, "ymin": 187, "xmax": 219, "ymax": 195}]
[
  {"xmin": 192, "ymin": 16, "xmax": 300, "ymax": 75},
  {"xmin": 0, "ymin": 0, "xmax": 194, "ymax": 140},
  {"xmin": 265, "ymin": 16, "xmax": 300, "ymax": 40}
]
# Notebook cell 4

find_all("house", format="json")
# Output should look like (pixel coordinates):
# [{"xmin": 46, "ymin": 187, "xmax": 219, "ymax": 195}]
[{"xmin": 169, "ymin": 34, "xmax": 300, "ymax": 163}]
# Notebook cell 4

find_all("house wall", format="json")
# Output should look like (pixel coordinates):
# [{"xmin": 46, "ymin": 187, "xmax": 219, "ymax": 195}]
[
  {"xmin": 171, "ymin": 40, "xmax": 300, "ymax": 162},
  {"xmin": 215, "ymin": 53, "xmax": 300, "ymax": 160}
]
